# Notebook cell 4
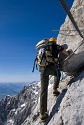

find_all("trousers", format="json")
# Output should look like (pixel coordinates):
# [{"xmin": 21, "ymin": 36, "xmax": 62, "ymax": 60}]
[{"xmin": 39, "ymin": 63, "xmax": 61, "ymax": 115}]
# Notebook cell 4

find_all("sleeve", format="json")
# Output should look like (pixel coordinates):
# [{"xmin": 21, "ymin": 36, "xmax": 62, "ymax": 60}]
[{"xmin": 57, "ymin": 45, "xmax": 64, "ymax": 52}]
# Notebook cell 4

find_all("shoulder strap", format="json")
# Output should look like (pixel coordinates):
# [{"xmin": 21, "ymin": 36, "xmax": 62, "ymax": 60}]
[
  {"xmin": 39, "ymin": 52, "xmax": 46, "ymax": 65},
  {"xmin": 32, "ymin": 57, "xmax": 38, "ymax": 72}
]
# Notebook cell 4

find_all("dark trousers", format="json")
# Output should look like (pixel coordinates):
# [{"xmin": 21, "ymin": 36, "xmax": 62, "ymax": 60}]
[{"xmin": 39, "ymin": 63, "xmax": 61, "ymax": 115}]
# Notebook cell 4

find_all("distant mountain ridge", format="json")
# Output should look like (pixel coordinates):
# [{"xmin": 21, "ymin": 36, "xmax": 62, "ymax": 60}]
[
  {"xmin": 0, "ymin": 82, "xmax": 31, "ymax": 100},
  {"xmin": 0, "ymin": 81, "xmax": 40, "ymax": 125}
]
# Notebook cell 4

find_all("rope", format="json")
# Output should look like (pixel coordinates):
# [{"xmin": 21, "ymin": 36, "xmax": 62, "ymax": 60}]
[
  {"xmin": 52, "ymin": 29, "xmax": 84, "ymax": 36},
  {"xmin": 58, "ymin": 33, "xmax": 80, "ymax": 36},
  {"xmin": 52, "ymin": 29, "xmax": 84, "ymax": 32}
]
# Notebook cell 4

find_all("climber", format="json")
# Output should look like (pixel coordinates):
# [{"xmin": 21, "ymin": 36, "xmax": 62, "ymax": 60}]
[
  {"xmin": 32, "ymin": 37, "xmax": 71, "ymax": 122},
  {"xmin": 39, "ymin": 37, "xmax": 72, "ymax": 122}
]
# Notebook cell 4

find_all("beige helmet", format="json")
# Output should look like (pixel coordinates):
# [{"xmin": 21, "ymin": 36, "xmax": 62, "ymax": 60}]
[{"xmin": 49, "ymin": 37, "xmax": 57, "ymax": 42}]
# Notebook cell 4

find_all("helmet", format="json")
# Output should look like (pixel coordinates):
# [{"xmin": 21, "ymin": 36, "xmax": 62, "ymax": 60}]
[{"xmin": 49, "ymin": 37, "xmax": 57, "ymax": 42}]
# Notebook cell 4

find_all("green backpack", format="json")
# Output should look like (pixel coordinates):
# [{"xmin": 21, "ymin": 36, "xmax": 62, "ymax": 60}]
[{"xmin": 32, "ymin": 39, "xmax": 58, "ymax": 72}]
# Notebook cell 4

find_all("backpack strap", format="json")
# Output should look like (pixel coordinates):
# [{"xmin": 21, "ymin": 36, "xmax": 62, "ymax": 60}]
[
  {"xmin": 39, "ymin": 47, "xmax": 48, "ymax": 66},
  {"xmin": 32, "ymin": 57, "xmax": 38, "ymax": 72},
  {"xmin": 39, "ymin": 52, "xmax": 46, "ymax": 65}
]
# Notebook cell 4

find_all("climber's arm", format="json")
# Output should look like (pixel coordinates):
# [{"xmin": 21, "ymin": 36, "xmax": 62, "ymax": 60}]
[
  {"xmin": 62, "ymin": 49, "xmax": 69, "ymax": 55},
  {"xmin": 62, "ymin": 49, "xmax": 73, "ymax": 55}
]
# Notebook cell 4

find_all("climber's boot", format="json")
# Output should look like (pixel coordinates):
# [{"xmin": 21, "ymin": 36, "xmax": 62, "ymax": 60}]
[
  {"xmin": 53, "ymin": 89, "xmax": 60, "ymax": 96},
  {"xmin": 41, "ymin": 112, "xmax": 49, "ymax": 122}
]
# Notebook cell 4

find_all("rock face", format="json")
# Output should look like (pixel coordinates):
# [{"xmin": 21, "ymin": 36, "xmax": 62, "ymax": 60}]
[
  {"xmin": 58, "ymin": 0, "xmax": 84, "ymax": 75},
  {"xmin": 48, "ymin": 72, "xmax": 84, "ymax": 125}
]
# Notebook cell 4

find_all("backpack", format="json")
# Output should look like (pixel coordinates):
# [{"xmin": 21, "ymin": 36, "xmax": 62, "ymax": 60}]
[{"xmin": 32, "ymin": 39, "xmax": 59, "ymax": 72}]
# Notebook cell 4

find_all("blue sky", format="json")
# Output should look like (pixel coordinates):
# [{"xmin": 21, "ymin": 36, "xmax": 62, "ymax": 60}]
[{"xmin": 0, "ymin": 0, "xmax": 74, "ymax": 83}]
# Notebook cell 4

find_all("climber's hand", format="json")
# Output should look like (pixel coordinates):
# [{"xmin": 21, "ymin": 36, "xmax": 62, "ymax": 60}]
[{"xmin": 67, "ymin": 49, "xmax": 73, "ymax": 55}]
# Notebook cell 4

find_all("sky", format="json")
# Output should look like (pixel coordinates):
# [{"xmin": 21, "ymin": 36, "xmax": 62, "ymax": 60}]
[{"xmin": 0, "ymin": 0, "xmax": 74, "ymax": 83}]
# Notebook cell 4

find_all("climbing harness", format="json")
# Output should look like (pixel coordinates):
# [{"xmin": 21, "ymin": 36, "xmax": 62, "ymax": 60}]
[{"xmin": 59, "ymin": 0, "xmax": 84, "ymax": 39}]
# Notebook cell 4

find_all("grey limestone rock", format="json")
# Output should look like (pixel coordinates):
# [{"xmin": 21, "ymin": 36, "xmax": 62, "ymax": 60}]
[{"xmin": 57, "ymin": 0, "xmax": 84, "ymax": 75}]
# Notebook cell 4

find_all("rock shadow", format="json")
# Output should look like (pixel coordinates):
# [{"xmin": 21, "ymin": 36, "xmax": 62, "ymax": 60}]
[{"xmin": 44, "ymin": 89, "xmax": 67, "ymax": 125}]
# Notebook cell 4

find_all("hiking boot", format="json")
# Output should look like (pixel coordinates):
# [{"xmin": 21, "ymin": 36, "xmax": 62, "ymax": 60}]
[
  {"xmin": 32, "ymin": 112, "xmax": 40, "ymax": 122},
  {"xmin": 41, "ymin": 112, "xmax": 49, "ymax": 122},
  {"xmin": 53, "ymin": 89, "xmax": 60, "ymax": 96}
]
